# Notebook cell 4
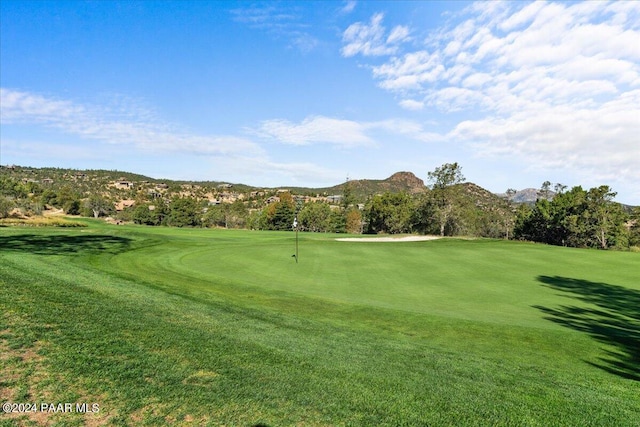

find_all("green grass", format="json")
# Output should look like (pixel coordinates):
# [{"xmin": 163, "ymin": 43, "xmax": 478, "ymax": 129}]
[{"xmin": 1, "ymin": 221, "xmax": 638, "ymax": 426}]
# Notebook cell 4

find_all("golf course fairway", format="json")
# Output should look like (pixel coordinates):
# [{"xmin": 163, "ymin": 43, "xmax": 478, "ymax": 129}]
[{"xmin": 1, "ymin": 220, "xmax": 638, "ymax": 426}]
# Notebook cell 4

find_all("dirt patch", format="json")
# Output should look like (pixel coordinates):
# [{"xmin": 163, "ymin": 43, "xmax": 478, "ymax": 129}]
[{"xmin": 336, "ymin": 235, "xmax": 442, "ymax": 242}]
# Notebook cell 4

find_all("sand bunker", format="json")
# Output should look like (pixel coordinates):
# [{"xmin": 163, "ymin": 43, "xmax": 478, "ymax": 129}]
[{"xmin": 335, "ymin": 235, "xmax": 442, "ymax": 242}]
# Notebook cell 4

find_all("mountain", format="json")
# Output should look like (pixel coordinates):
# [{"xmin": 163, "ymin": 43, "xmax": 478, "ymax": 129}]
[
  {"xmin": 496, "ymin": 188, "xmax": 555, "ymax": 204},
  {"xmin": 302, "ymin": 171, "xmax": 426, "ymax": 199}
]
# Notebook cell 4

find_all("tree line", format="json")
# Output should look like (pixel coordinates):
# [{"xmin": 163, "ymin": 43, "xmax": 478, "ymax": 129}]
[
  {"xmin": 513, "ymin": 184, "xmax": 638, "ymax": 249},
  {"xmin": 2, "ymin": 164, "xmax": 639, "ymax": 250}
]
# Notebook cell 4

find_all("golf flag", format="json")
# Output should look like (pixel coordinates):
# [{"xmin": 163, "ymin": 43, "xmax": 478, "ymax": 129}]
[{"xmin": 293, "ymin": 217, "xmax": 298, "ymax": 228}]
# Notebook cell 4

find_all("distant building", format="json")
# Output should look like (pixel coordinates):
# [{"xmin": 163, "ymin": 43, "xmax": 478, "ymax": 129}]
[{"xmin": 113, "ymin": 180, "xmax": 134, "ymax": 190}]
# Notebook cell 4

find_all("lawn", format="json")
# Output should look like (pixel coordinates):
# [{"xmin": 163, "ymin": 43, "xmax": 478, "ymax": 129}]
[{"xmin": 1, "ymin": 221, "xmax": 638, "ymax": 426}]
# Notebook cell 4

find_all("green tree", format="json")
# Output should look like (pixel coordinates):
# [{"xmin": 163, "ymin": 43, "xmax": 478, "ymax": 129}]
[
  {"xmin": 63, "ymin": 199, "xmax": 81, "ymax": 215},
  {"xmin": 538, "ymin": 180, "xmax": 553, "ymax": 200},
  {"xmin": 167, "ymin": 197, "xmax": 201, "ymax": 227},
  {"xmin": 226, "ymin": 200, "xmax": 248, "ymax": 228},
  {"xmin": 247, "ymin": 209, "xmax": 263, "ymax": 230},
  {"xmin": 0, "ymin": 196, "xmax": 14, "ymax": 218},
  {"xmin": 25, "ymin": 180, "xmax": 42, "ymax": 196},
  {"xmin": 629, "ymin": 207, "xmax": 640, "ymax": 248},
  {"xmin": 515, "ymin": 186, "xmax": 587, "ymax": 246},
  {"xmin": 583, "ymin": 186, "xmax": 626, "ymax": 249},
  {"xmin": 85, "ymin": 195, "xmax": 112, "ymax": 218},
  {"xmin": 152, "ymin": 201, "xmax": 169, "ymax": 226},
  {"xmin": 298, "ymin": 202, "xmax": 332, "ymax": 232},
  {"xmin": 256, "ymin": 193, "xmax": 295, "ymax": 231},
  {"xmin": 341, "ymin": 179, "xmax": 356, "ymax": 210},
  {"xmin": 57, "ymin": 186, "xmax": 81, "ymax": 211},
  {"xmin": 203, "ymin": 204, "xmax": 227, "ymax": 228},
  {"xmin": 365, "ymin": 194, "xmax": 388, "ymax": 234},
  {"xmin": 514, "ymin": 185, "xmax": 627, "ymax": 250},
  {"xmin": 204, "ymin": 200, "xmax": 249, "ymax": 229},
  {"xmin": 41, "ymin": 189, "xmax": 58, "ymax": 207},
  {"xmin": 364, "ymin": 192, "xmax": 414, "ymax": 234},
  {"xmin": 329, "ymin": 208, "xmax": 346, "ymax": 233},
  {"xmin": 272, "ymin": 193, "xmax": 295, "ymax": 231},
  {"xmin": 426, "ymin": 162, "xmax": 465, "ymax": 236},
  {"xmin": 132, "ymin": 204, "xmax": 154, "ymax": 225},
  {"xmin": 554, "ymin": 183, "xmax": 567, "ymax": 195},
  {"xmin": 412, "ymin": 193, "xmax": 438, "ymax": 235},
  {"xmin": 0, "ymin": 177, "xmax": 28, "ymax": 199}
]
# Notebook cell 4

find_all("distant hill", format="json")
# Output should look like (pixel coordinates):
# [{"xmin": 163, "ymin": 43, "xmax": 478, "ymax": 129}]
[
  {"xmin": 510, "ymin": 188, "xmax": 542, "ymax": 203},
  {"xmin": 310, "ymin": 171, "xmax": 426, "ymax": 199},
  {"xmin": 460, "ymin": 182, "xmax": 508, "ymax": 207},
  {"xmin": 496, "ymin": 188, "xmax": 555, "ymax": 204},
  {"xmin": 3, "ymin": 164, "xmax": 593, "ymax": 209}
]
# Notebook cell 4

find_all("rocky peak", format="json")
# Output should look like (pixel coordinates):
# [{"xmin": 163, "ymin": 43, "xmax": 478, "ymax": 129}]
[{"xmin": 387, "ymin": 172, "xmax": 425, "ymax": 189}]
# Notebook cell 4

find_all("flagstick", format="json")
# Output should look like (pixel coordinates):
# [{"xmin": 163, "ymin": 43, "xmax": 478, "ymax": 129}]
[{"xmin": 293, "ymin": 215, "xmax": 299, "ymax": 263}]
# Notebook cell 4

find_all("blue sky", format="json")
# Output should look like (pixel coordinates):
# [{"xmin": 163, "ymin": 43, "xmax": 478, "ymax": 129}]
[{"xmin": 1, "ymin": 1, "xmax": 639, "ymax": 204}]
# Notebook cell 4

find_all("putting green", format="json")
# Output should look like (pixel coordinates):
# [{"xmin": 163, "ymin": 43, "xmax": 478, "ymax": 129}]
[{"xmin": 103, "ymin": 228, "xmax": 639, "ymax": 329}]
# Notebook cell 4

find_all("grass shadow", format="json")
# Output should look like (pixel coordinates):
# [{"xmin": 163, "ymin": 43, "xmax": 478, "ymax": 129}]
[
  {"xmin": 0, "ymin": 233, "xmax": 132, "ymax": 255},
  {"xmin": 534, "ymin": 275, "xmax": 640, "ymax": 381}
]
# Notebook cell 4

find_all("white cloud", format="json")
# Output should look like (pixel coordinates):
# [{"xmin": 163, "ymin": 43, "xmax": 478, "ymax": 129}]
[
  {"xmin": 255, "ymin": 115, "xmax": 440, "ymax": 147},
  {"xmin": 373, "ymin": 51, "xmax": 445, "ymax": 91},
  {"xmin": 0, "ymin": 138, "xmax": 106, "ymax": 162},
  {"xmin": 290, "ymin": 33, "xmax": 319, "ymax": 53},
  {"xmin": 450, "ymin": 89, "xmax": 640, "ymax": 187},
  {"xmin": 0, "ymin": 88, "xmax": 350, "ymax": 188},
  {"xmin": 1, "ymin": 89, "xmax": 83, "ymax": 122},
  {"xmin": 229, "ymin": 6, "xmax": 297, "ymax": 27},
  {"xmin": 341, "ymin": 1, "xmax": 357, "ymax": 15},
  {"xmin": 498, "ymin": 1, "xmax": 546, "ymax": 32},
  {"xmin": 399, "ymin": 99, "xmax": 424, "ymax": 111},
  {"xmin": 256, "ymin": 116, "xmax": 374, "ymax": 147},
  {"xmin": 386, "ymin": 25, "xmax": 411, "ymax": 45},
  {"xmin": 343, "ymin": 1, "xmax": 640, "ymax": 194},
  {"xmin": 341, "ymin": 13, "xmax": 410, "ymax": 57},
  {"xmin": 229, "ymin": 5, "xmax": 319, "ymax": 53},
  {"xmin": 219, "ymin": 156, "xmax": 342, "ymax": 186},
  {"xmin": 0, "ymin": 88, "xmax": 263, "ymax": 157}
]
